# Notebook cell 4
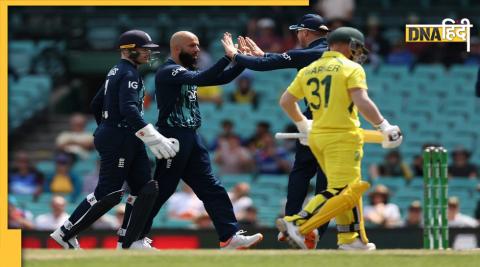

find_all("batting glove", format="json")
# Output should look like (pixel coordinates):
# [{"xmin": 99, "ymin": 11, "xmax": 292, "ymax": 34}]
[
  {"xmin": 295, "ymin": 118, "xmax": 312, "ymax": 146},
  {"xmin": 135, "ymin": 124, "xmax": 180, "ymax": 159},
  {"xmin": 375, "ymin": 119, "xmax": 403, "ymax": 149}
]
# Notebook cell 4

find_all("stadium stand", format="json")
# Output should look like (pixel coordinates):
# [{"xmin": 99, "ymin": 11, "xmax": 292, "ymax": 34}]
[{"xmin": 8, "ymin": 6, "xmax": 480, "ymax": 230}]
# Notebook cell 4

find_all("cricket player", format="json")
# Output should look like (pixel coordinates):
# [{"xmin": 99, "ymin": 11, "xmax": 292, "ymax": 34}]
[
  {"xmin": 221, "ymin": 14, "xmax": 329, "ymax": 248},
  {"xmin": 276, "ymin": 27, "xmax": 403, "ymax": 250},
  {"xmin": 139, "ymin": 31, "xmax": 263, "ymax": 249},
  {"xmin": 51, "ymin": 30, "xmax": 179, "ymax": 249}
]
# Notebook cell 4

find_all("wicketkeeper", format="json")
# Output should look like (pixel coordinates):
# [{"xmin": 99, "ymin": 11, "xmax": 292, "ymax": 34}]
[
  {"xmin": 50, "ymin": 30, "xmax": 179, "ymax": 249},
  {"xmin": 139, "ymin": 31, "xmax": 263, "ymax": 249}
]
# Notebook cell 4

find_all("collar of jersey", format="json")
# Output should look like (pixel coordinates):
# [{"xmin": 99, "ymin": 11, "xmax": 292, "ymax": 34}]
[
  {"xmin": 308, "ymin": 37, "xmax": 327, "ymax": 48},
  {"xmin": 321, "ymin": 50, "xmax": 346, "ymax": 59},
  {"xmin": 120, "ymin": 58, "xmax": 137, "ymax": 68}
]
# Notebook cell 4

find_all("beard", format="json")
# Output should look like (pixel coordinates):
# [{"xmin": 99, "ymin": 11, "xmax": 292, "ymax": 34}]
[{"xmin": 179, "ymin": 50, "xmax": 197, "ymax": 69}]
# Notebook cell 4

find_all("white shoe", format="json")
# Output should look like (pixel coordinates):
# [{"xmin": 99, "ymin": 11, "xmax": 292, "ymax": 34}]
[
  {"xmin": 277, "ymin": 229, "xmax": 319, "ymax": 249},
  {"xmin": 118, "ymin": 237, "xmax": 156, "ymax": 249},
  {"xmin": 50, "ymin": 228, "xmax": 80, "ymax": 249},
  {"xmin": 220, "ymin": 230, "xmax": 263, "ymax": 249},
  {"xmin": 276, "ymin": 218, "xmax": 307, "ymax": 249},
  {"xmin": 338, "ymin": 238, "xmax": 376, "ymax": 250}
]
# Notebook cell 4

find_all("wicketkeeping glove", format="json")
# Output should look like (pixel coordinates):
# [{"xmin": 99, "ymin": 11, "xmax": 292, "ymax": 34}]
[
  {"xmin": 295, "ymin": 118, "xmax": 312, "ymax": 146},
  {"xmin": 375, "ymin": 119, "xmax": 403, "ymax": 149},
  {"xmin": 135, "ymin": 124, "xmax": 180, "ymax": 159}
]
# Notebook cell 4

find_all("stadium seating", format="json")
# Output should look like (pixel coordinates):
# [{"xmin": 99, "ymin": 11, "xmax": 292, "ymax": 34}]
[
  {"xmin": 86, "ymin": 27, "xmax": 120, "ymax": 50},
  {"xmin": 8, "ymin": 74, "xmax": 53, "ymax": 130},
  {"xmin": 8, "ymin": 40, "xmax": 57, "ymax": 131},
  {"xmin": 9, "ymin": 40, "xmax": 36, "ymax": 75}
]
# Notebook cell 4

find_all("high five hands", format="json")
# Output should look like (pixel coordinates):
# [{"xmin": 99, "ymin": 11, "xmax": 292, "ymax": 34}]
[{"xmin": 221, "ymin": 32, "xmax": 265, "ymax": 60}]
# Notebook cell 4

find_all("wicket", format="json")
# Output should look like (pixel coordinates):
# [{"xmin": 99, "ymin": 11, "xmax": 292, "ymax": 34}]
[{"xmin": 423, "ymin": 146, "xmax": 449, "ymax": 249}]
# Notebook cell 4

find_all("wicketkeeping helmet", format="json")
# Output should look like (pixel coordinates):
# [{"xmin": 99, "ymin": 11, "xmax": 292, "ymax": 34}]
[
  {"xmin": 118, "ymin": 30, "xmax": 159, "ymax": 49},
  {"xmin": 118, "ymin": 30, "xmax": 160, "ymax": 64}
]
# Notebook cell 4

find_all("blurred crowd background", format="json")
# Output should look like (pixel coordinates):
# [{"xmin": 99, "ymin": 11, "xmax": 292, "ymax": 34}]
[{"xmin": 7, "ymin": 1, "xmax": 480, "ymax": 238}]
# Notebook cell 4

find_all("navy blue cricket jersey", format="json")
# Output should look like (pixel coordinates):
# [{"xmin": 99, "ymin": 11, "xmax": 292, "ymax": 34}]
[
  {"xmin": 234, "ymin": 38, "xmax": 328, "ymax": 72},
  {"xmin": 154, "ymin": 56, "xmax": 244, "ymax": 129},
  {"xmin": 91, "ymin": 59, "xmax": 148, "ymax": 131},
  {"xmin": 234, "ymin": 38, "xmax": 328, "ymax": 118}
]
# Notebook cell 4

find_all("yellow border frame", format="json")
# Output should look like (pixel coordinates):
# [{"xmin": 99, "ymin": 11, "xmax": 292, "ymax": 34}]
[
  {"xmin": 7, "ymin": 0, "xmax": 308, "ymax": 6},
  {"xmin": 1, "ymin": 1, "xmax": 308, "ymax": 266},
  {"xmin": 1, "ymin": 2, "xmax": 21, "ymax": 266}
]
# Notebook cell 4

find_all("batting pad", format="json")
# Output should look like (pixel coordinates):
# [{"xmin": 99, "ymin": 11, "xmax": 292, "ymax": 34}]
[{"xmin": 299, "ymin": 181, "xmax": 370, "ymax": 235}]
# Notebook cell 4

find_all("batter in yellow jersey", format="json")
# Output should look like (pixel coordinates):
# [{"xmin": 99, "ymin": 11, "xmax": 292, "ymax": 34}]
[
  {"xmin": 289, "ymin": 50, "xmax": 367, "ymax": 134},
  {"xmin": 287, "ymin": 50, "xmax": 366, "ymax": 188},
  {"xmin": 276, "ymin": 27, "xmax": 403, "ymax": 250}
]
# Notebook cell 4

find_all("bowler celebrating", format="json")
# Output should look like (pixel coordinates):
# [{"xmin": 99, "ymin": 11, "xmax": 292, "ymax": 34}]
[{"xmin": 141, "ymin": 31, "xmax": 263, "ymax": 249}]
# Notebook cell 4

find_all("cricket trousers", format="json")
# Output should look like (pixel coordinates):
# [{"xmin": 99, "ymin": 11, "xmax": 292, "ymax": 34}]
[
  {"xmin": 65, "ymin": 125, "xmax": 152, "ymax": 230},
  {"xmin": 141, "ymin": 127, "xmax": 238, "ymax": 242},
  {"xmin": 286, "ymin": 140, "xmax": 329, "ymax": 237},
  {"xmin": 93, "ymin": 125, "xmax": 152, "ymax": 198}
]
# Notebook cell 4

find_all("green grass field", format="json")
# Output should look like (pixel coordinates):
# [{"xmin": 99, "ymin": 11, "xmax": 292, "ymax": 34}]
[{"xmin": 23, "ymin": 249, "xmax": 480, "ymax": 267}]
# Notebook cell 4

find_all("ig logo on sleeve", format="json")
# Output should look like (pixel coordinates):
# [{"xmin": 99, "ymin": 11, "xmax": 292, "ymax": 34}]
[{"xmin": 128, "ymin": 81, "xmax": 138, "ymax": 89}]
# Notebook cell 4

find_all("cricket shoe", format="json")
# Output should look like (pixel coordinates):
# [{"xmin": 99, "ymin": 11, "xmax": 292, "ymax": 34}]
[
  {"xmin": 220, "ymin": 230, "xmax": 263, "ymax": 249},
  {"xmin": 50, "ymin": 228, "xmax": 80, "ymax": 249},
  {"xmin": 338, "ymin": 238, "xmax": 376, "ymax": 250},
  {"xmin": 277, "ymin": 230, "xmax": 319, "ymax": 249},
  {"xmin": 117, "ymin": 237, "xmax": 156, "ymax": 249},
  {"xmin": 276, "ymin": 218, "xmax": 310, "ymax": 249},
  {"xmin": 277, "ymin": 232, "xmax": 287, "ymax": 242}
]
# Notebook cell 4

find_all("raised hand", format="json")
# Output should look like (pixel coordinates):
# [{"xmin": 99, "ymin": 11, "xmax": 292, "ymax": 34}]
[
  {"xmin": 220, "ymin": 32, "xmax": 238, "ymax": 59},
  {"xmin": 237, "ymin": 36, "xmax": 253, "ymax": 56},
  {"xmin": 245, "ymin": 37, "xmax": 265, "ymax": 57}
]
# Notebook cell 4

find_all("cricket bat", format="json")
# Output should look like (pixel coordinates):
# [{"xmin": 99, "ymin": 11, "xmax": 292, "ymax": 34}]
[{"xmin": 275, "ymin": 129, "xmax": 384, "ymax": 144}]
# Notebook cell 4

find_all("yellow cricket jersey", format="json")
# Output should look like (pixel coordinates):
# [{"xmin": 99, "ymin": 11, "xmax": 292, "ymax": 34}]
[{"xmin": 287, "ymin": 51, "xmax": 367, "ymax": 133}]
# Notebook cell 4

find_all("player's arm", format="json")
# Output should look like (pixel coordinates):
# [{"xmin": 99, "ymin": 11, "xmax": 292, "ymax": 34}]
[
  {"xmin": 212, "ymin": 63, "xmax": 245, "ymax": 85},
  {"xmin": 279, "ymin": 92, "xmax": 310, "ymax": 146},
  {"xmin": 90, "ymin": 83, "xmax": 105, "ymax": 125},
  {"xmin": 279, "ymin": 71, "xmax": 311, "ymax": 145},
  {"xmin": 349, "ymin": 88, "xmax": 384, "ymax": 126},
  {"xmin": 163, "ymin": 57, "xmax": 243, "ymax": 86},
  {"xmin": 224, "ymin": 34, "xmax": 310, "ymax": 71},
  {"xmin": 279, "ymin": 70, "xmax": 307, "ymax": 122},
  {"xmin": 346, "ymin": 67, "xmax": 385, "ymax": 125},
  {"xmin": 347, "ymin": 67, "xmax": 402, "ymax": 148},
  {"xmin": 279, "ymin": 91, "xmax": 306, "ymax": 123},
  {"xmin": 233, "ymin": 50, "xmax": 309, "ymax": 71}
]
